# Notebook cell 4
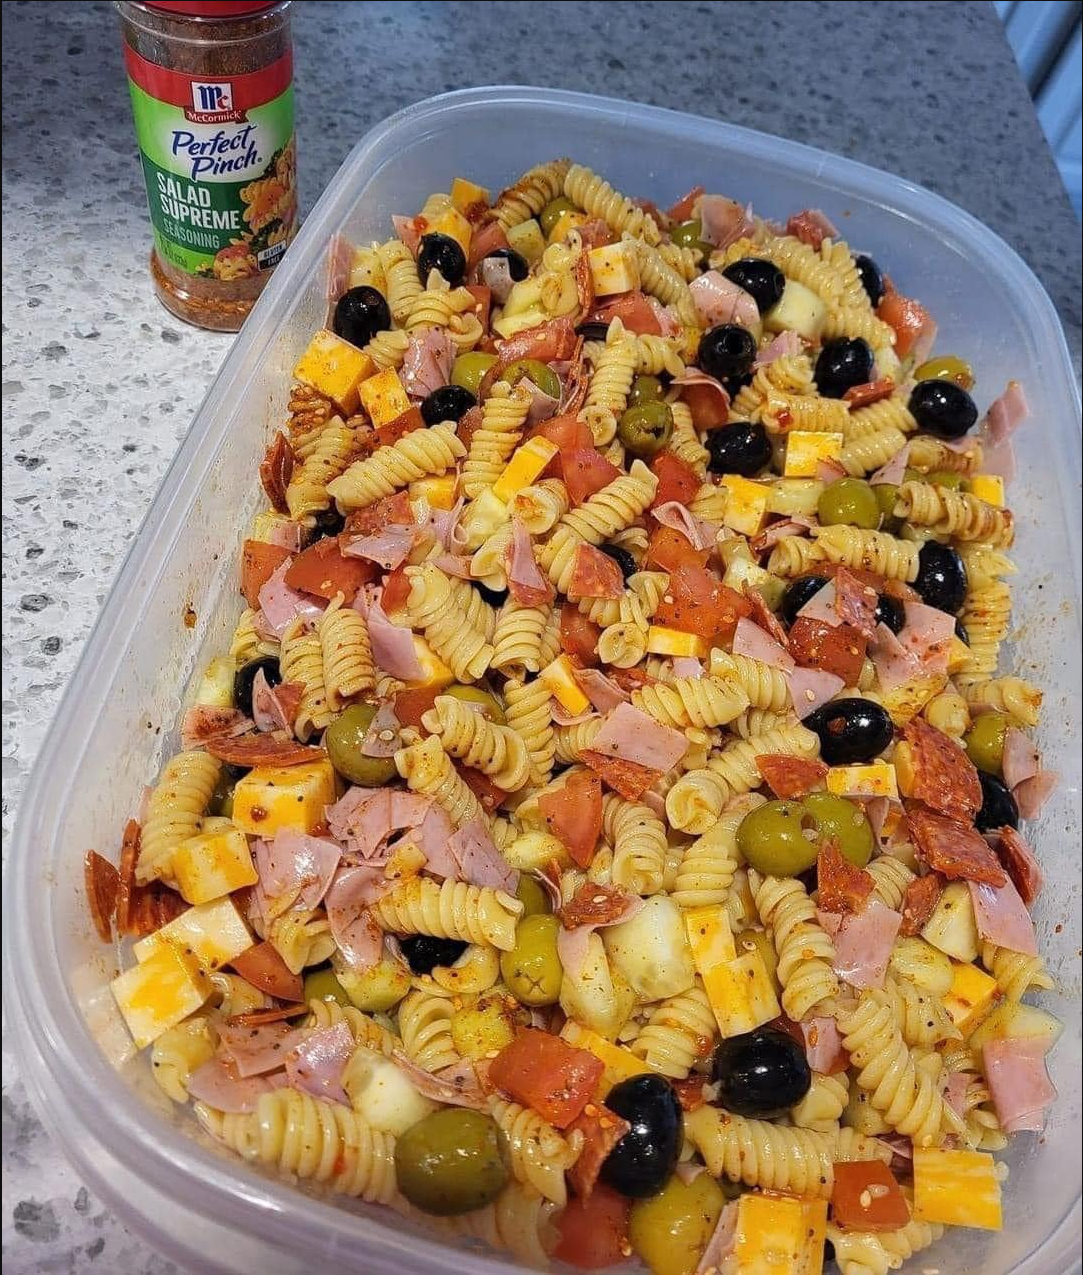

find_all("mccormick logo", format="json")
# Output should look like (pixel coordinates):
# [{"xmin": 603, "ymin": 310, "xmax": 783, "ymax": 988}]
[{"xmin": 186, "ymin": 81, "xmax": 243, "ymax": 124}]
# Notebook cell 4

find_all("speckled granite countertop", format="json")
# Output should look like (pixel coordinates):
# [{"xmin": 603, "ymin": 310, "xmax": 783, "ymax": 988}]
[{"xmin": 2, "ymin": 1, "xmax": 1079, "ymax": 1270}]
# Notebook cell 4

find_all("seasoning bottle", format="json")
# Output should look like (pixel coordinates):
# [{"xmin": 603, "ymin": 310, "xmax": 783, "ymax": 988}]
[{"xmin": 117, "ymin": 2, "xmax": 295, "ymax": 332}]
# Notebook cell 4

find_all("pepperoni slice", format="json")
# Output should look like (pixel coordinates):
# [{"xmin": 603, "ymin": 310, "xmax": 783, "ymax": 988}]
[
  {"xmin": 579, "ymin": 749, "xmax": 661, "ymax": 802},
  {"xmin": 84, "ymin": 850, "xmax": 119, "ymax": 944},
  {"xmin": 568, "ymin": 544, "xmax": 625, "ymax": 600},
  {"xmin": 817, "ymin": 838, "xmax": 875, "ymax": 914},
  {"xmin": 202, "ymin": 733, "xmax": 326, "ymax": 767},
  {"xmin": 901, "ymin": 717, "xmax": 982, "ymax": 823},
  {"xmin": 259, "ymin": 430, "xmax": 294, "ymax": 515},
  {"xmin": 843, "ymin": 379, "xmax": 896, "ymax": 409},
  {"xmin": 125, "ymin": 885, "xmax": 189, "ymax": 938},
  {"xmin": 907, "ymin": 806, "xmax": 1007, "ymax": 887},
  {"xmin": 900, "ymin": 871, "xmax": 945, "ymax": 936},
  {"xmin": 115, "ymin": 818, "xmax": 141, "ymax": 937},
  {"xmin": 559, "ymin": 882, "xmax": 639, "ymax": 930},
  {"xmin": 742, "ymin": 584, "xmax": 790, "ymax": 650},
  {"xmin": 565, "ymin": 1104, "xmax": 633, "ymax": 1201},
  {"xmin": 672, "ymin": 1077, "xmax": 709, "ymax": 1112},
  {"xmin": 755, "ymin": 754, "xmax": 828, "ymax": 799},
  {"xmin": 833, "ymin": 566, "xmax": 879, "ymax": 639},
  {"xmin": 993, "ymin": 826, "xmax": 1043, "ymax": 909}
]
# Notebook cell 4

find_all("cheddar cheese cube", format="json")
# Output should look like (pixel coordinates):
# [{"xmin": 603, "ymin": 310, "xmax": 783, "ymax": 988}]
[
  {"xmin": 506, "ymin": 218, "xmax": 546, "ymax": 264},
  {"xmin": 945, "ymin": 634, "xmax": 973, "ymax": 673},
  {"xmin": 912, "ymin": 1148, "xmax": 1002, "ymax": 1230},
  {"xmin": 560, "ymin": 1021, "xmax": 663, "ymax": 1097},
  {"xmin": 491, "ymin": 437, "xmax": 560, "ymax": 503},
  {"xmin": 721, "ymin": 475, "xmax": 771, "ymax": 535},
  {"xmin": 588, "ymin": 242, "xmax": 641, "ymax": 296},
  {"xmin": 784, "ymin": 431, "xmax": 845, "ymax": 478},
  {"xmin": 685, "ymin": 905, "xmax": 737, "ymax": 969},
  {"xmin": 547, "ymin": 209, "xmax": 588, "ymax": 244},
  {"xmin": 877, "ymin": 672, "xmax": 948, "ymax": 726},
  {"xmin": 111, "ymin": 941, "xmax": 211, "ymax": 1049},
  {"xmin": 943, "ymin": 959, "xmax": 999, "ymax": 1032},
  {"xmin": 646, "ymin": 626, "xmax": 708, "ymax": 659},
  {"xmin": 420, "ymin": 207, "xmax": 472, "ymax": 257},
  {"xmin": 764, "ymin": 279, "xmax": 827, "ymax": 341},
  {"xmin": 539, "ymin": 654, "xmax": 591, "ymax": 715},
  {"xmin": 404, "ymin": 636, "xmax": 455, "ymax": 691},
  {"xmin": 192, "ymin": 655, "xmax": 236, "ymax": 710},
  {"xmin": 702, "ymin": 949, "xmax": 781, "ymax": 1039},
  {"xmin": 968, "ymin": 474, "xmax": 1005, "ymax": 507},
  {"xmin": 358, "ymin": 367, "xmax": 411, "ymax": 429},
  {"xmin": 409, "ymin": 474, "xmax": 458, "ymax": 511},
  {"xmin": 826, "ymin": 762, "xmax": 899, "ymax": 800},
  {"xmin": 450, "ymin": 176, "xmax": 489, "ymax": 215},
  {"xmin": 172, "ymin": 826, "xmax": 258, "ymax": 905},
  {"xmin": 734, "ymin": 1192, "xmax": 828, "ymax": 1275},
  {"xmin": 293, "ymin": 328, "xmax": 375, "ymax": 414},
  {"xmin": 231, "ymin": 758, "xmax": 339, "ymax": 837},
  {"xmin": 133, "ymin": 896, "xmax": 254, "ymax": 973},
  {"xmin": 249, "ymin": 510, "xmax": 300, "ymax": 545}
]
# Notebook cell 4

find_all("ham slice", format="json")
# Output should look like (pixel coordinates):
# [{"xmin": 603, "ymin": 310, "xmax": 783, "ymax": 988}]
[
  {"xmin": 751, "ymin": 517, "xmax": 815, "ymax": 555},
  {"xmin": 187, "ymin": 1057, "xmax": 289, "ymax": 1114},
  {"xmin": 671, "ymin": 367, "xmax": 731, "ymax": 420},
  {"xmin": 568, "ymin": 543, "xmax": 625, "ymax": 599},
  {"xmin": 786, "ymin": 665, "xmax": 844, "ymax": 718},
  {"xmin": 251, "ymin": 670, "xmax": 300, "ymax": 734},
  {"xmin": 574, "ymin": 667, "xmax": 631, "ymax": 713},
  {"xmin": 431, "ymin": 551, "xmax": 473, "ymax": 579},
  {"xmin": 262, "ymin": 519, "xmax": 305, "ymax": 553},
  {"xmin": 983, "ymin": 1037, "xmax": 1056, "ymax": 1134},
  {"xmin": 943, "ymin": 1070, "xmax": 971, "ymax": 1120},
  {"xmin": 801, "ymin": 1017, "xmax": 847, "ymax": 1074},
  {"xmin": 1002, "ymin": 727, "xmax": 1040, "ymax": 791},
  {"xmin": 467, "ymin": 221, "xmax": 508, "ymax": 270},
  {"xmin": 253, "ymin": 831, "xmax": 340, "ymax": 922},
  {"xmin": 652, "ymin": 501, "xmax": 717, "ymax": 553},
  {"xmin": 786, "ymin": 209, "xmax": 839, "ymax": 249},
  {"xmin": 589, "ymin": 702, "xmax": 688, "ymax": 773},
  {"xmin": 324, "ymin": 233, "xmax": 354, "ymax": 317},
  {"xmin": 326, "ymin": 789, "xmax": 434, "ymax": 860},
  {"xmin": 754, "ymin": 331, "xmax": 804, "ymax": 367},
  {"xmin": 478, "ymin": 254, "xmax": 515, "ymax": 305},
  {"xmin": 670, "ymin": 657, "xmax": 704, "ymax": 679},
  {"xmin": 795, "ymin": 578, "xmax": 839, "ymax": 627},
  {"xmin": 991, "ymin": 826, "xmax": 1043, "ymax": 908},
  {"xmin": 342, "ymin": 524, "xmax": 419, "ymax": 569},
  {"xmin": 694, "ymin": 1201, "xmax": 739, "ymax": 1275},
  {"xmin": 285, "ymin": 1022, "xmax": 353, "ymax": 1106},
  {"xmin": 831, "ymin": 899, "xmax": 902, "ymax": 989},
  {"xmin": 366, "ymin": 595, "xmax": 423, "ymax": 680},
  {"xmin": 391, "ymin": 1052, "xmax": 487, "ymax": 1109},
  {"xmin": 550, "ymin": 700, "xmax": 599, "ymax": 727},
  {"xmin": 897, "ymin": 599, "xmax": 956, "ymax": 673},
  {"xmin": 360, "ymin": 701, "xmax": 402, "ymax": 758},
  {"xmin": 257, "ymin": 560, "xmax": 326, "ymax": 638},
  {"xmin": 834, "ymin": 567, "xmax": 879, "ymax": 638},
  {"xmin": 816, "ymin": 457, "xmax": 848, "ymax": 483},
  {"xmin": 732, "ymin": 616, "xmax": 795, "ymax": 672},
  {"xmin": 1014, "ymin": 770, "xmax": 1058, "ymax": 819},
  {"xmin": 401, "ymin": 328, "xmax": 453, "ymax": 400},
  {"xmin": 688, "ymin": 270, "xmax": 759, "ymax": 329},
  {"xmin": 645, "ymin": 297, "xmax": 683, "ymax": 337},
  {"xmin": 697, "ymin": 196, "xmax": 754, "ymax": 248},
  {"xmin": 180, "ymin": 706, "xmax": 253, "ymax": 751},
  {"xmin": 218, "ymin": 1021, "xmax": 302, "ymax": 1078},
  {"xmin": 505, "ymin": 518, "xmax": 554, "ymax": 607},
  {"xmin": 968, "ymin": 877, "xmax": 1038, "ymax": 955},
  {"xmin": 975, "ymin": 381, "xmax": 1027, "ymax": 485},
  {"xmin": 868, "ymin": 621, "xmax": 921, "ymax": 691},
  {"xmin": 521, "ymin": 377, "xmax": 560, "ymax": 425},
  {"xmin": 324, "ymin": 864, "xmax": 387, "ymax": 973},
  {"xmin": 870, "ymin": 442, "xmax": 911, "ymax": 487},
  {"xmin": 446, "ymin": 816, "xmax": 518, "ymax": 892}
]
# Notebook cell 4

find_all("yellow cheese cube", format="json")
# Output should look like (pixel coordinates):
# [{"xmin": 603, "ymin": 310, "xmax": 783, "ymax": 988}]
[
  {"xmin": 491, "ymin": 437, "xmax": 560, "ymax": 503},
  {"xmin": 193, "ymin": 655, "xmax": 236, "ymax": 710},
  {"xmin": 404, "ymin": 636, "xmax": 455, "ymax": 691},
  {"xmin": 703, "ymin": 950, "xmax": 782, "ymax": 1039},
  {"xmin": 450, "ymin": 176, "xmax": 489, "ymax": 214},
  {"xmin": 721, "ymin": 475, "xmax": 771, "ymax": 536},
  {"xmin": 912, "ymin": 1148, "xmax": 1002, "ymax": 1230},
  {"xmin": 493, "ymin": 305, "xmax": 548, "ymax": 339},
  {"xmin": 172, "ymin": 827, "xmax": 258, "ymax": 905},
  {"xmin": 111, "ymin": 941, "xmax": 211, "ymax": 1050},
  {"xmin": 358, "ymin": 367, "xmax": 411, "ymax": 429},
  {"xmin": 231, "ymin": 758, "xmax": 339, "ymax": 837},
  {"xmin": 783, "ymin": 431, "xmax": 845, "ymax": 478},
  {"xmin": 877, "ymin": 672, "xmax": 948, "ymax": 726},
  {"xmin": 764, "ymin": 279, "xmax": 827, "ymax": 341},
  {"xmin": 409, "ymin": 474, "xmax": 458, "ymax": 511},
  {"xmin": 417, "ymin": 207, "xmax": 472, "ymax": 258},
  {"xmin": 133, "ymin": 896, "xmax": 255, "ymax": 972},
  {"xmin": 734, "ymin": 1192, "xmax": 827, "ymax": 1275},
  {"xmin": 944, "ymin": 960, "xmax": 999, "ymax": 1033},
  {"xmin": 506, "ymin": 218, "xmax": 546, "ymax": 264},
  {"xmin": 560, "ymin": 1021, "xmax": 662, "ymax": 1097},
  {"xmin": 548, "ymin": 209, "xmax": 588, "ymax": 244},
  {"xmin": 646, "ymin": 626, "xmax": 708, "ymax": 659},
  {"xmin": 293, "ymin": 329, "xmax": 375, "ymax": 414},
  {"xmin": 685, "ymin": 905, "xmax": 737, "ymax": 968},
  {"xmin": 945, "ymin": 634, "xmax": 972, "ymax": 673},
  {"xmin": 587, "ymin": 242, "xmax": 641, "ymax": 296},
  {"xmin": 766, "ymin": 478, "xmax": 825, "ymax": 517},
  {"xmin": 539, "ymin": 654, "xmax": 591, "ymax": 715},
  {"xmin": 826, "ymin": 762, "xmax": 899, "ymax": 800},
  {"xmin": 968, "ymin": 474, "xmax": 1004, "ymax": 507}
]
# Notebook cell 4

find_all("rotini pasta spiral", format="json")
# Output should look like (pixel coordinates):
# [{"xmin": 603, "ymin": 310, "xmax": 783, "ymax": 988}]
[
  {"xmin": 361, "ymin": 328, "xmax": 412, "ymax": 373},
  {"xmin": 895, "ymin": 481, "xmax": 1014, "ymax": 546},
  {"xmin": 906, "ymin": 432, "xmax": 982, "ymax": 473},
  {"xmin": 579, "ymin": 321, "xmax": 638, "ymax": 446},
  {"xmin": 750, "ymin": 870, "xmax": 839, "ymax": 1021},
  {"xmin": 510, "ymin": 478, "xmax": 569, "ymax": 536},
  {"xmin": 687, "ymin": 480, "xmax": 729, "ymax": 524},
  {"xmin": 377, "ymin": 237, "xmax": 422, "ymax": 324},
  {"xmin": 490, "ymin": 600, "xmax": 553, "ymax": 678},
  {"xmin": 822, "ymin": 302, "xmax": 896, "ymax": 349},
  {"xmin": 604, "ymin": 793, "xmax": 668, "ymax": 895},
  {"xmin": 487, "ymin": 1097, "xmax": 582, "ymax": 1206},
  {"xmin": 151, "ymin": 1015, "xmax": 216, "ymax": 1103},
  {"xmin": 564, "ymin": 163, "xmax": 662, "ymax": 244},
  {"xmin": 961, "ymin": 675, "xmax": 1042, "ymax": 727},
  {"xmin": 405, "ymin": 285, "xmax": 475, "ymax": 332},
  {"xmin": 838, "ymin": 424, "xmax": 909, "ymax": 477},
  {"xmin": 504, "ymin": 677, "xmax": 556, "ymax": 786},
  {"xmin": 306, "ymin": 999, "xmax": 401, "ymax": 1056},
  {"xmin": 286, "ymin": 416, "xmax": 362, "ymax": 520},
  {"xmin": 842, "ymin": 393, "xmax": 918, "ymax": 440},
  {"xmin": 922, "ymin": 689, "xmax": 971, "ymax": 739},
  {"xmin": 553, "ymin": 717, "xmax": 603, "ymax": 764},
  {"xmin": 397, "ymin": 988, "xmax": 461, "ymax": 1072},
  {"xmin": 871, "ymin": 976, "xmax": 959, "ymax": 1048},
  {"xmin": 280, "ymin": 616, "xmax": 333, "ymax": 740},
  {"xmin": 813, "ymin": 525, "xmax": 920, "ymax": 581},
  {"xmin": 980, "ymin": 940, "xmax": 1054, "ymax": 1001},
  {"xmin": 395, "ymin": 733, "xmax": 485, "ymax": 828},
  {"xmin": 626, "ymin": 236, "xmax": 698, "ymax": 326},
  {"xmin": 956, "ymin": 581, "xmax": 1012, "ymax": 681},
  {"xmin": 329, "ymin": 422, "xmax": 465, "ymax": 511},
  {"xmin": 670, "ymin": 800, "xmax": 762, "ymax": 909},
  {"xmin": 318, "ymin": 599, "xmax": 375, "ymax": 704},
  {"xmin": 597, "ymin": 621, "xmax": 648, "ymax": 668},
  {"xmin": 439, "ymin": 1181, "xmax": 559, "ymax": 1268},
  {"xmin": 576, "ymin": 569, "xmax": 667, "ymax": 630},
  {"xmin": 657, "ymin": 239, "xmax": 703, "ymax": 282},
  {"xmin": 230, "ymin": 607, "xmax": 278, "ymax": 663},
  {"xmin": 790, "ymin": 1072, "xmax": 850, "ymax": 1133},
  {"xmin": 492, "ymin": 158, "xmax": 571, "ymax": 231},
  {"xmin": 730, "ymin": 709, "xmax": 798, "ymax": 740},
  {"xmin": 630, "ymin": 979, "xmax": 716, "ymax": 1078},
  {"xmin": 137, "ymin": 749, "xmax": 221, "ymax": 886},
  {"xmin": 370, "ymin": 877, "xmax": 523, "ymax": 951},
  {"xmin": 421, "ymin": 694, "xmax": 531, "ymax": 791},
  {"xmin": 463, "ymin": 381, "xmax": 532, "ymax": 497},
  {"xmin": 632, "ymin": 332, "xmax": 687, "ymax": 377},
  {"xmin": 865, "ymin": 856, "xmax": 916, "ymax": 911},
  {"xmin": 667, "ymin": 400, "xmax": 709, "ymax": 476},
  {"xmin": 404, "ymin": 562, "xmax": 494, "ymax": 682},
  {"xmin": 767, "ymin": 535, "xmax": 828, "ymax": 577},
  {"xmin": 268, "ymin": 907, "xmax": 336, "ymax": 974},
  {"xmin": 712, "ymin": 650, "xmax": 793, "ymax": 712},
  {"xmin": 631, "ymin": 675, "xmax": 750, "ymax": 730},
  {"xmin": 826, "ymin": 1207, "xmax": 944, "ymax": 1275}
]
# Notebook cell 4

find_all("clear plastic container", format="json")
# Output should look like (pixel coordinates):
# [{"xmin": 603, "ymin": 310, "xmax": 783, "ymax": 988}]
[{"xmin": 4, "ymin": 87, "xmax": 1080, "ymax": 1275}]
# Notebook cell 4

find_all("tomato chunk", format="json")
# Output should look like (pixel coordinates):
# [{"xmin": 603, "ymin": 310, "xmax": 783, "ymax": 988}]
[
  {"xmin": 380, "ymin": 564, "xmax": 412, "ymax": 615},
  {"xmin": 560, "ymin": 603, "xmax": 602, "ymax": 666},
  {"xmin": 650, "ymin": 451, "xmax": 701, "ymax": 510},
  {"xmin": 787, "ymin": 615, "xmax": 867, "ymax": 684},
  {"xmin": 458, "ymin": 764, "xmax": 507, "ymax": 812},
  {"xmin": 680, "ymin": 380, "xmax": 730, "ymax": 430},
  {"xmin": 532, "ymin": 413, "xmax": 595, "ymax": 452},
  {"xmin": 230, "ymin": 941, "xmax": 304, "ymax": 1001},
  {"xmin": 345, "ymin": 490, "xmax": 414, "ymax": 536},
  {"xmin": 241, "ymin": 540, "xmax": 291, "ymax": 609},
  {"xmin": 488, "ymin": 1029, "xmax": 604, "ymax": 1128},
  {"xmin": 538, "ymin": 770, "xmax": 602, "ymax": 867},
  {"xmin": 284, "ymin": 538, "xmax": 376, "ymax": 603},
  {"xmin": 651, "ymin": 565, "xmax": 751, "ymax": 640},
  {"xmin": 554, "ymin": 1183, "xmax": 632, "ymax": 1269},
  {"xmin": 564, "ymin": 448, "xmax": 621, "ymax": 506},
  {"xmin": 376, "ymin": 405, "xmax": 424, "ymax": 447},
  {"xmin": 877, "ymin": 291, "xmax": 934, "ymax": 359},
  {"xmin": 645, "ymin": 524, "xmax": 709, "ymax": 572},
  {"xmin": 394, "ymin": 685, "xmax": 439, "ymax": 729},
  {"xmin": 832, "ymin": 1160, "xmax": 911, "ymax": 1232}
]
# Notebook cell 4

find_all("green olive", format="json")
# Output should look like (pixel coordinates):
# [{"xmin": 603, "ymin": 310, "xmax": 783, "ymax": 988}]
[
  {"xmin": 913, "ymin": 355, "xmax": 975, "ymax": 392},
  {"xmin": 539, "ymin": 196, "xmax": 578, "ymax": 236},
  {"xmin": 801, "ymin": 791, "xmax": 875, "ymax": 868},
  {"xmin": 817, "ymin": 477, "xmax": 881, "ymax": 530},
  {"xmin": 618, "ymin": 401, "xmax": 674, "ymax": 458},
  {"xmin": 451, "ymin": 351, "xmax": 498, "ymax": 396},
  {"xmin": 628, "ymin": 374, "xmax": 666, "ymax": 408},
  {"xmin": 903, "ymin": 467, "xmax": 922, "ymax": 484},
  {"xmin": 500, "ymin": 914, "xmax": 563, "ymax": 1006},
  {"xmin": 208, "ymin": 769, "xmax": 235, "ymax": 818},
  {"xmin": 516, "ymin": 874, "xmax": 551, "ymax": 917},
  {"xmin": 964, "ymin": 712, "xmax": 1012, "ymax": 775},
  {"xmin": 302, "ymin": 967, "xmax": 350, "ymax": 1007},
  {"xmin": 395, "ymin": 1109, "xmax": 509, "ymax": 1216},
  {"xmin": 502, "ymin": 357, "xmax": 561, "ymax": 401},
  {"xmin": 736, "ymin": 800, "xmax": 820, "ymax": 876},
  {"xmin": 324, "ymin": 703, "xmax": 398, "ymax": 786},
  {"xmin": 926, "ymin": 469, "xmax": 965, "ymax": 490},
  {"xmin": 629, "ymin": 1172, "xmax": 726, "ymax": 1275},
  {"xmin": 874, "ymin": 482, "xmax": 900, "ymax": 521},
  {"xmin": 443, "ymin": 684, "xmax": 506, "ymax": 725},
  {"xmin": 669, "ymin": 219, "xmax": 710, "ymax": 260}
]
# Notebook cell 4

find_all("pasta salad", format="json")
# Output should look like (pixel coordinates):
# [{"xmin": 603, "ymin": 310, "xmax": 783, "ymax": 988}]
[{"xmin": 85, "ymin": 158, "xmax": 1060, "ymax": 1274}]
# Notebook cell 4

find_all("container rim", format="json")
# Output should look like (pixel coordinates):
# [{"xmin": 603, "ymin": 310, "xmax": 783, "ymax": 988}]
[{"xmin": 5, "ymin": 85, "xmax": 1080, "ymax": 1274}]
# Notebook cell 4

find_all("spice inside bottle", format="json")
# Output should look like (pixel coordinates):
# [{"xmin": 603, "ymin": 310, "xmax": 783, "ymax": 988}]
[{"xmin": 117, "ymin": 1, "xmax": 296, "ymax": 332}]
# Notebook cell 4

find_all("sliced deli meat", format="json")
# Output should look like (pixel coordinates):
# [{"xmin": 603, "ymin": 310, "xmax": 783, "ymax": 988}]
[
  {"xmin": 785, "ymin": 208, "xmax": 839, "ymax": 249},
  {"xmin": 588, "ymin": 702, "xmax": 689, "ymax": 773},
  {"xmin": 187, "ymin": 1057, "xmax": 289, "ymax": 1114},
  {"xmin": 755, "ymin": 754, "xmax": 828, "ymax": 798},
  {"xmin": 900, "ymin": 717, "xmax": 982, "ymax": 823},
  {"xmin": 992, "ymin": 826, "xmax": 1043, "ymax": 908},
  {"xmin": 907, "ymin": 806, "xmax": 1007, "ymax": 887},
  {"xmin": 817, "ymin": 839, "xmax": 875, "ymax": 914},
  {"xmin": 983, "ymin": 1037, "xmax": 1056, "ymax": 1134},
  {"xmin": 732, "ymin": 616, "xmax": 795, "ymax": 671},
  {"xmin": 831, "ymin": 899, "xmax": 902, "ymax": 990},
  {"xmin": 968, "ymin": 876, "xmax": 1038, "ymax": 956},
  {"xmin": 285, "ymin": 1022, "xmax": 353, "ymax": 1106},
  {"xmin": 899, "ymin": 871, "xmax": 945, "ymax": 936},
  {"xmin": 568, "ymin": 542, "xmax": 625, "ymax": 599},
  {"xmin": 446, "ymin": 815, "xmax": 518, "ymax": 892},
  {"xmin": 688, "ymin": 270, "xmax": 759, "ymax": 329}
]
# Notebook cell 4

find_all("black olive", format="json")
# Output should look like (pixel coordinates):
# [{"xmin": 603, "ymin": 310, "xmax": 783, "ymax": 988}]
[
  {"xmin": 874, "ymin": 593, "xmax": 906, "ymax": 634},
  {"xmin": 598, "ymin": 543, "xmax": 637, "ymax": 582},
  {"xmin": 233, "ymin": 655, "xmax": 281, "ymax": 717},
  {"xmin": 914, "ymin": 542, "xmax": 968, "ymax": 615},
  {"xmin": 824, "ymin": 1239, "xmax": 837, "ymax": 1268},
  {"xmin": 333, "ymin": 285, "xmax": 391, "ymax": 349},
  {"xmin": 722, "ymin": 369, "xmax": 754, "ymax": 396},
  {"xmin": 473, "ymin": 580, "xmax": 508, "ymax": 607},
  {"xmin": 575, "ymin": 321, "xmax": 611, "ymax": 342},
  {"xmin": 310, "ymin": 506, "xmax": 346, "ymax": 538},
  {"xmin": 908, "ymin": 380, "xmax": 978, "ymax": 440},
  {"xmin": 710, "ymin": 1027, "xmax": 811, "ymax": 1119},
  {"xmin": 698, "ymin": 324, "xmax": 757, "ymax": 382},
  {"xmin": 954, "ymin": 617, "xmax": 970, "ymax": 645},
  {"xmin": 976, "ymin": 771, "xmax": 1019, "ymax": 832},
  {"xmin": 805, "ymin": 698, "xmax": 894, "ymax": 765},
  {"xmin": 721, "ymin": 258, "xmax": 786, "ymax": 314},
  {"xmin": 421, "ymin": 384, "xmax": 476, "ymax": 426},
  {"xmin": 814, "ymin": 338, "xmax": 875, "ymax": 399},
  {"xmin": 399, "ymin": 935, "xmax": 468, "ymax": 975},
  {"xmin": 600, "ymin": 1074, "xmax": 683, "ymax": 1198},
  {"xmin": 705, "ymin": 421, "xmax": 772, "ymax": 477},
  {"xmin": 484, "ymin": 247, "xmax": 529, "ymax": 282},
  {"xmin": 418, "ymin": 232, "xmax": 466, "ymax": 286},
  {"xmin": 781, "ymin": 575, "xmax": 829, "ymax": 626},
  {"xmin": 854, "ymin": 255, "xmax": 885, "ymax": 307}
]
